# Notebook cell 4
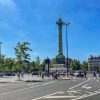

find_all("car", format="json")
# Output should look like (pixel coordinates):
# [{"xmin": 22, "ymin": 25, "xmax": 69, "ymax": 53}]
[
  {"xmin": 79, "ymin": 72, "xmax": 84, "ymax": 77},
  {"xmin": 73, "ymin": 71, "xmax": 84, "ymax": 78},
  {"xmin": 69, "ymin": 72, "xmax": 75, "ymax": 76},
  {"xmin": 74, "ymin": 71, "xmax": 79, "ymax": 76},
  {"xmin": 32, "ymin": 71, "xmax": 39, "ymax": 75},
  {"xmin": 0, "ymin": 71, "xmax": 4, "ymax": 76},
  {"xmin": 5, "ymin": 71, "xmax": 15, "ymax": 76}
]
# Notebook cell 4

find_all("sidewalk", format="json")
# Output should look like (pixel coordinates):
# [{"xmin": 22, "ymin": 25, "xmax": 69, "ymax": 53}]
[
  {"xmin": 0, "ymin": 75, "xmax": 43, "ymax": 83},
  {"xmin": 0, "ymin": 74, "xmax": 54, "ymax": 83},
  {"xmin": 0, "ymin": 74, "xmax": 74, "ymax": 83},
  {"xmin": 0, "ymin": 76, "xmax": 18, "ymax": 83}
]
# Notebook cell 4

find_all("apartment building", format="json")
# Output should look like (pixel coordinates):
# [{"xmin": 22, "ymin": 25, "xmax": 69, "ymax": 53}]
[{"xmin": 88, "ymin": 55, "xmax": 100, "ymax": 71}]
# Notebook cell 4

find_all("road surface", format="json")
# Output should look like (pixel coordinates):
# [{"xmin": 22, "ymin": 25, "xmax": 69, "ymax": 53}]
[{"xmin": 0, "ymin": 76, "xmax": 100, "ymax": 100}]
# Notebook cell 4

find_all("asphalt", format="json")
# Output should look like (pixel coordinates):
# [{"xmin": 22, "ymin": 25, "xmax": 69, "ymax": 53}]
[{"xmin": 0, "ymin": 75, "xmax": 100, "ymax": 100}]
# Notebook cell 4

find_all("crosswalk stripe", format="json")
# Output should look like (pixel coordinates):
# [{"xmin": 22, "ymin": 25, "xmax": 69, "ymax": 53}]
[{"xmin": 44, "ymin": 95, "xmax": 77, "ymax": 99}]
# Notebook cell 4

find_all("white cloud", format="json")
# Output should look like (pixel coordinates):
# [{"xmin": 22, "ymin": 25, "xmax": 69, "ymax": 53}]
[{"xmin": 0, "ymin": 0, "xmax": 16, "ymax": 9}]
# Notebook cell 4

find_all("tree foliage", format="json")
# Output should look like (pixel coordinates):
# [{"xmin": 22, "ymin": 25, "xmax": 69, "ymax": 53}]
[
  {"xmin": 81, "ymin": 61, "xmax": 88, "ymax": 71},
  {"xmin": 70, "ymin": 59, "xmax": 81, "ymax": 70},
  {"xmin": 0, "ymin": 55, "xmax": 5, "ymax": 71},
  {"xmin": 35, "ymin": 56, "xmax": 41, "ymax": 71},
  {"xmin": 14, "ymin": 42, "xmax": 32, "ymax": 72}
]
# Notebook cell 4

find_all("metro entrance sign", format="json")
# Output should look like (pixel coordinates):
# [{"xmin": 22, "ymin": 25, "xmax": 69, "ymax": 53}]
[{"xmin": 45, "ymin": 58, "xmax": 50, "ymax": 76}]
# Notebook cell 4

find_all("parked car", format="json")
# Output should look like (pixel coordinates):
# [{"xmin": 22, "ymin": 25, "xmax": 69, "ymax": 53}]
[
  {"xmin": 74, "ymin": 71, "xmax": 84, "ymax": 78},
  {"xmin": 74, "ymin": 71, "xmax": 79, "ymax": 76},
  {"xmin": 0, "ymin": 71, "xmax": 4, "ymax": 76},
  {"xmin": 32, "ymin": 71, "xmax": 39, "ymax": 75},
  {"xmin": 69, "ymin": 72, "xmax": 75, "ymax": 76},
  {"xmin": 78, "ymin": 71, "xmax": 84, "ymax": 77},
  {"xmin": 5, "ymin": 71, "xmax": 15, "ymax": 76}
]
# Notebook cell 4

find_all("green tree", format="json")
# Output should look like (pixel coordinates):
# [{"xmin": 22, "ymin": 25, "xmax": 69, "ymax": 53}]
[
  {"xmin": 29, "ymin": 61, "xmax": 36, "ymax": 72},
  {"xmin": 40, "ymin": 63, "xmax": 45, "ymax": 71},
  {"xmin": 0, "ymin": 55, "xmax": 5, "ymax": 71},
  {"xmin": 35, "ymin": 56, "xmax": 41, "ymax": 71},
  {"xmin": 4, "ymin": 58, "xmax": 15, "ymax": 71},
  {"xmin": 81, "ymin": 61, "xmax": 88, "ymax": 71},
  {"xmin": 14, "ymin": 42, "xmax": 32, "ymax": 80},
  {"xmin": 70, "ymin": 59, "xmax": 81, "ymax": 70}
]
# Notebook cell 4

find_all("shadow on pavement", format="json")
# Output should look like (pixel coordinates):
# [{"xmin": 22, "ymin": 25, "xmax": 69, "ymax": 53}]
[
  {"xmin": 0, "ymin": 82, "xmax": 12, "ymax": 83},
  {"xmin": 0, "ymin": 76, "xmax": 12, "ymax": 78},
  {"xmin": 25, "ymin": 80, "xmax": 43, "ymax": 83}
]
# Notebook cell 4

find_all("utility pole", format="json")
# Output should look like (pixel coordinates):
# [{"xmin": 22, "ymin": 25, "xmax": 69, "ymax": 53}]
[
  {"xmin": 0, "ymin": 42, "xmax": 2, "ymax": 58},
  {"xmin": 65, "ymin": 22, "xmax": 70, "ymax": 77}
]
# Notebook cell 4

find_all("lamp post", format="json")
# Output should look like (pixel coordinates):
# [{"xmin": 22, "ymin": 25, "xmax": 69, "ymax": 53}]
[{"xmin": 65, "ymin": 22, "xmax": 70, "ymax": 77}]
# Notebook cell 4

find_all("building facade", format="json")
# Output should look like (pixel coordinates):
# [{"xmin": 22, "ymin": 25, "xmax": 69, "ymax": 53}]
[{"xmin": 88, "ymin": 55, "xmax": 100, "ymax": 71}]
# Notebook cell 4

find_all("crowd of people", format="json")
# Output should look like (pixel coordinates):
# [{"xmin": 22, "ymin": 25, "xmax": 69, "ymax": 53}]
[
  {"xmin": 16, "ymin": 70, "xmax": 100, "ymax": 80},
  {"xmin": 40, "ymin": 71, "xmax": 100, "ymax": 80}
]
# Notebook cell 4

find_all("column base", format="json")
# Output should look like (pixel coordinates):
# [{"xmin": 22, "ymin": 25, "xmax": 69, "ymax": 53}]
[{"xmin": 56, "ymin": 54, "xmax": 65, "ymax": 64}]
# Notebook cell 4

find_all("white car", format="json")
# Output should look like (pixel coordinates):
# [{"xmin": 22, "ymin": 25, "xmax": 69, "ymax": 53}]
[{"xmin": 74, "ymin": 71, "xmax": 79, "ymax": 76}]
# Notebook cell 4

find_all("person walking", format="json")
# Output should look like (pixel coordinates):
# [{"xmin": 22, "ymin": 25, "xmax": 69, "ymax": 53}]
[
  {"xmin": 18, "ymin": 71, "xmax": 20, "ymax": 80},
  {"xmin": 84, "ymin": 71, "xmax": 87, "ymax": 79},
  {"xmin": 93, "ymin": 72, "xmax": 97, "ymax": 79},
  {"xmin": 41, "ymin": 72, "xmax": 45, "ymax": 79},
  {"xmin": 21, "ymin": 71, "xmax": 24, "ymax": 78}
]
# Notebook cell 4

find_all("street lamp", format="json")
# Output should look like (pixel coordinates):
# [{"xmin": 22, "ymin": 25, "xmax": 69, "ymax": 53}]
[{"xmin": 64, "ymin": 22, "xmax": 70, "ymax": 77}]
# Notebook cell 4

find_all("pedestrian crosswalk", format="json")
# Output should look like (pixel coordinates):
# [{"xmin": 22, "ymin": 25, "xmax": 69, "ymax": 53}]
[{"xmin": 33, "ymin": 77, "xmax": 100, "ymax": 100}]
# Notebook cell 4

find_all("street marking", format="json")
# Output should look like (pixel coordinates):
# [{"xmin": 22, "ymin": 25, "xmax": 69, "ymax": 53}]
[
  {"xmin": 82, "ymin": 84, "xmax": 91, "ymax": 89},
  {"xmin": 85, "ymin": 91, "xmax": 94, "ymax": 95},
  {"xmin": 67, "ymin": 90, "xmax": 81, "ymax": 94},
  {"xmin": 94, "ymin": 91, "xmax": 98, "ymax": 93},
  {"xmin": 32, "ymin": 91, "xmax": 64, "ymax": 100},
  {"xmin": 30, "ymin": 81, "xmax": 54, "ymax": 88},
  {"xmin": 28, "ymin": 83, "xmax": 35, "ymax": 86},
  {"xmin": 45, "ymin": 95, "xmax": 78, "ymax": 99},
  {"xmin": 97, "ymin": 79, "xmax": 99, "ymax": 82},
  {"xmin": 0, "ymin": 81, "xmax": 55, "ymax": 96},
  {"xmin": 69, "ymin": 78, "xmax": 90, "ymax": 90},
  {"xmin": 72, "ymin": 90, "xmax": 100, "ymax": 100}
]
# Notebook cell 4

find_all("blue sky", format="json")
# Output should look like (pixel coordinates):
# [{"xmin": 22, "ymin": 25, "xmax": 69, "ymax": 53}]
[{"xmin": 0, "ymin": 0, "xmax": 100, "ymax": 61}]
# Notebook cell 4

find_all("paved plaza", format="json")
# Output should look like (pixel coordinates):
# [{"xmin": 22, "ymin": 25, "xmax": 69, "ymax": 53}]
[
  {"xmin": 0, "ymin": 74, "xmax": 50, "ymax": 83},
  {"xmin": 0, "ymin": 74, "xmax": 100, "ymax": 100}
]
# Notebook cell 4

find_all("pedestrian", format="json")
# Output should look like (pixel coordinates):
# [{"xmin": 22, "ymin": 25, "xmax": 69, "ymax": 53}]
[
  {"xmin": 79, "ymin": 72, "xmax": 81, "ymax": 78},
  {"xmin": 42, "ymin": 72, "xmax": 45, "ymax": 79},
  {"xmin": 54, "ymin": 72, "xmax": 58, "ymax": 79},
  {"xmin": 21, "ymin": 71, "xmax": 24, "ymax": 78},
  {"xmin": 99, "ymin": 72, "xmax": 100, "ymax": 78},
  {"xmin": 18, "ymin": 71, "xmax": 20, "ymax": 80},
  {"xmin": 52, "ymin": 72, "xmax": 55, "ymax": 80},
  {"xmin": 84, "ymin": 71, "xmax": 87, "ymax": 79},
  {"xmin": 93, "ymin": 72, "xmax": 97, "ymax": 79},
  {"xmin": 51, "ymin": 72, "xmax": 54, "ymax": 78}
]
